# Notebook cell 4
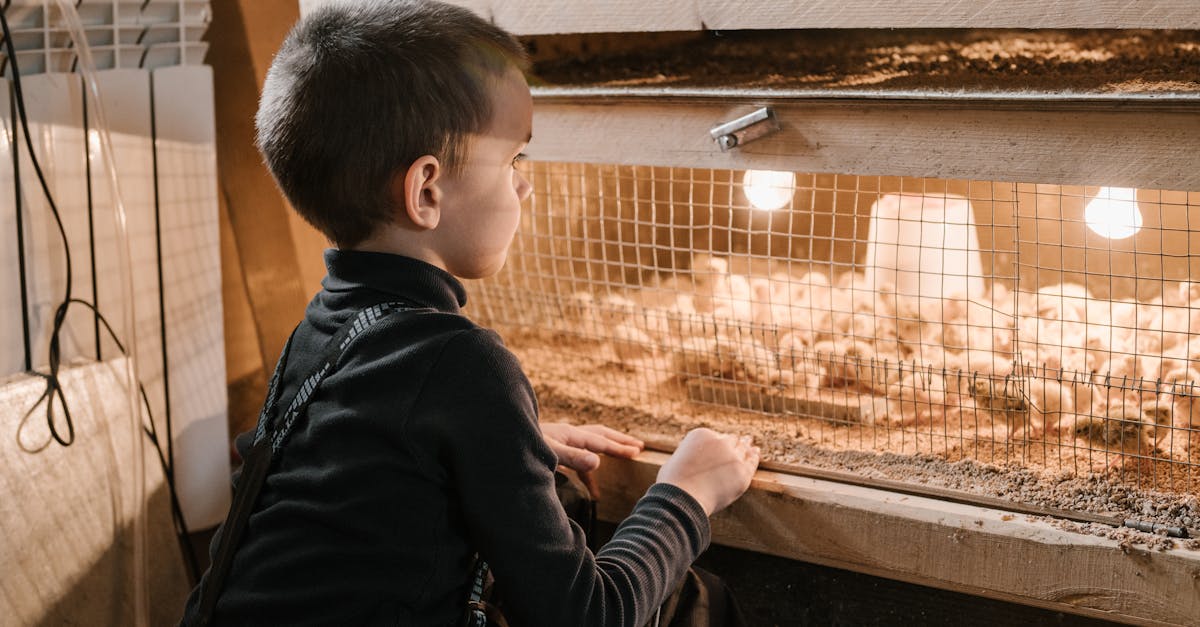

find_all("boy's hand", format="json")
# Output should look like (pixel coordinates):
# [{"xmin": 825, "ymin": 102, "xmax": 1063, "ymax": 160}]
[
  {"xmin": 541, "ymin": 423, "xmax": 644, "ymax": 498},
  {"xmin": 656, "ymin": 428, "xmax": 760, "ymax": 517}
]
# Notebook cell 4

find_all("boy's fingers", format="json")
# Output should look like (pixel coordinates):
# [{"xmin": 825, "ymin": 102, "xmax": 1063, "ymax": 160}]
[
  {"xmin": 557, "ymin": 445, "xmax": 601, "ymax": 472},
  {"xmin": 572, "ymin": 429, "xmax": 642, "ymax": 459},
  {"xmin": 582, "ymin": 425, "xmax": 644, "ymax": 448}
]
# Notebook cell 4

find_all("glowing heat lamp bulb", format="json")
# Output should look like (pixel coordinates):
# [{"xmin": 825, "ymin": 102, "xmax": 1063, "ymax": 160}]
[
  {"xmin": 1085, "ymin": 187, "xmax": 1142, "ymax": 239},
  {"xmin": 742, "ymin": 169, "xmax": 795, "ymax": 211}
]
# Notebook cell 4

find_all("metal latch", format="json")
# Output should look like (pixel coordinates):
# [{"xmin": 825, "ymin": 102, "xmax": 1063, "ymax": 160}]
[{"xmin": 709, "ymin": 107, "xmax": 780, "ymax": 152}]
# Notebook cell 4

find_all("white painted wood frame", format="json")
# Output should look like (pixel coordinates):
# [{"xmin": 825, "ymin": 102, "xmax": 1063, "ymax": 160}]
[{"xmin": 528, "ymin": 94, "xmax": 1200, "ymax": 191}]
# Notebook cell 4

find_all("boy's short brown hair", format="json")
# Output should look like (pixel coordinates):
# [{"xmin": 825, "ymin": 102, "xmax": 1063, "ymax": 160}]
[{"xmin": 256, "ymin": 0, "xmax": 528, "ymax": 247}]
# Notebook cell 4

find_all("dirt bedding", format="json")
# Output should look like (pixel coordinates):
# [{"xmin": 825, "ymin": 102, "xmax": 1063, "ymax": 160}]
[
  {"xmin": 530, "ymin": 29, "xmax": 1200, "ymax": 95},
  {"xmin": 512, "ymin": 329, "xmax": 1200, "ymax": 551}
]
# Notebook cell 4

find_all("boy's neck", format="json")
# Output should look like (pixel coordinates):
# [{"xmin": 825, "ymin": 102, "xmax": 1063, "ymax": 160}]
[{"xmin": 346, "ymin": 223, "xmax": 450, "ymax": 275}]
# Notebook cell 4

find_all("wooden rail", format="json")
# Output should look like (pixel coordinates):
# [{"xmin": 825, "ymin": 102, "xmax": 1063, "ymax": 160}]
[
  {"xmin": 528, "ymin": 94, "xmax": 1200, "ymax": 191},
  {"xmin": 592, "ymin": 450, "xmax": 1200, "ymax": 626},
  {"xmin": 302, "ymin": 1, "xmax": 1200, "ymax": 31}
]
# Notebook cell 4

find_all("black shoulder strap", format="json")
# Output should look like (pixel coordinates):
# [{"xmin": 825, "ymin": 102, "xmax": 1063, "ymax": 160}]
[{"xmin": 193, "ymin": 301, "xmax": 414, "ymax": 626}]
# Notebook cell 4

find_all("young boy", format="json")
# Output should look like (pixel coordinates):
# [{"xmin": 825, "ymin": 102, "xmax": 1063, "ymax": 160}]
[{"xmin": 181, "ymin": 1, "xmax": 759, "ymax": 625}]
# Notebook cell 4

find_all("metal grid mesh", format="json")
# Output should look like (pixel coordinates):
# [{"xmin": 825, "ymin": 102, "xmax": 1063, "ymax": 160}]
[{"xmin": 469, "ymin": 161, "xmax": 1200, "ymax": 498}]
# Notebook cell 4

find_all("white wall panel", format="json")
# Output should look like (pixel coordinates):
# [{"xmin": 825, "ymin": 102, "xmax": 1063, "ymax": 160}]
[
  {"xmin": 152, "ymin": 64, "xmax": 229, "ymax": 530},
  {"xmin": 19, "ymin": 74, "xmax": 95, "ymax": 371},
  {"xmin": 0, "ymin": 81, "xmax": 23, "ymax": 379},
  {"xmin": 87, "ymin": 69, "xmax": 167, "ymax": 443}
]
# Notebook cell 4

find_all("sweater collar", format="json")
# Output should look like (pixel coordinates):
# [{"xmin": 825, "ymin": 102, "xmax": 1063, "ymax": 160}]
[{"xmin": 321, "ymin": 249, "xmax": 468, "ymax": 313}]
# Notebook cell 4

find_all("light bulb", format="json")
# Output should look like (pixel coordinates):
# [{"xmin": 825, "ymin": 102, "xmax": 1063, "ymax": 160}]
[
  {"xmin": 742, "ymin": 170, "xmax": 795, "ymax": 211},
  {"xmin": 1085, "ymin": 187, "xmax": 1142, "ymax": 239}
]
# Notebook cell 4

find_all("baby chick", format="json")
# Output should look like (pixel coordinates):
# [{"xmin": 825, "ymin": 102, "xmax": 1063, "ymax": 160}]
[
  {"xmin": 1026, "ymin": 377, "xmax": 1075, "ymax": 434},
  {"xmin": 609, "ymin": 323, "xmax": 655, "ymax": 363},
  {"xmin": 820, "ymin": 340, "xmax": 883, "ymax": 391},
  {"xmin": 968, "ymin": 374, "xmax": 1031, "ymax": 436},
  {"xmin": 1138, "ymin": 398, "xmax": 1173, "ymax": 450},
  {"xmin": 886, "ymin": 370, "xmax": 947, "ymax": 426},
  {"xmin": 1070, "ymin": 403, "xmax": 1154, "ymax": 460}
]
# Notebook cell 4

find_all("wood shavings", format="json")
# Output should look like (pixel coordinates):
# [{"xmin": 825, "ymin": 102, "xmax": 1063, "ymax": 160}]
[{"xmin": 532, "ymin": 30, "xmax": 1200, "ymax": 95}]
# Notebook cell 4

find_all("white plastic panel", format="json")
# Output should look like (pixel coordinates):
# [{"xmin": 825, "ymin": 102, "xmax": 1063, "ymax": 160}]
[
  {"xmin": 152, "ymin": 64, "xmax": 228, "ymax": 530},
  {"xmin": 18, "ymin": 73, "xmax": 95, "ymax": 371},
  {"xmin": 0, "ymin": 81, "xmax": 22, "ymax": 379},
  {"xmin": 87, "ymin": 68, "xmax": 165, "ymax": 436}
]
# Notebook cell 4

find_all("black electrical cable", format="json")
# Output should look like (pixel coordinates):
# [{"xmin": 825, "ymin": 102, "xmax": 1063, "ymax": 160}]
[
  {"xmin": 8, "ymin": 72, "xmax": 32, "ymax": 371},
  {"xmin": 2, "ymin": 6, "xmax": 78, "ymax": 447},
  {"xmin": 148, "ymin": 77, "xmax": 177, "ymax": 488},
  {"xmin": 1, "ymin": 7, "xmax": 201, "ymax": 585},
  {"xmin": 82, "ymin": 78, "xmax": 102, "ymax": 359}
]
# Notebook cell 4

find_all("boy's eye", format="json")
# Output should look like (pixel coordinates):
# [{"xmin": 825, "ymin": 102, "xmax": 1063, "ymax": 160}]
[{"xmin": 512, "ymin": 153, "xmax": 527, "ymax": 168}]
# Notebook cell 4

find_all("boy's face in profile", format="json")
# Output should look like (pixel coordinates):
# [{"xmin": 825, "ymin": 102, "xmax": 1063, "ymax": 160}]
[{"xmin": 433, "ymin": 67, "xmax": 533, "ymax": 279}]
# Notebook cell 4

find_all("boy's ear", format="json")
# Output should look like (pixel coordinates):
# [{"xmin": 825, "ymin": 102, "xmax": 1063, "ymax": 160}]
[{"xmin": 393, "ymin": 155, "xmax": 442, "ymax": 230}]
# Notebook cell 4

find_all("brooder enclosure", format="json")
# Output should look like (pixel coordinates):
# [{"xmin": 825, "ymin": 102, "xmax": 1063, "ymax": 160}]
[
  {"xmin": 472, "ymin": 166, "xmax": 1200, "ymax": 517},
  {"xmin": 462, "ymin": 22, "xmax": 1200, "ymax": 625}
]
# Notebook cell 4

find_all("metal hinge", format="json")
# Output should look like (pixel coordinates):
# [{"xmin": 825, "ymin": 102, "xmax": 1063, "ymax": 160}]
[{"xmin": 709, "ymin": 106, "xmax": 781, "ymax": 151}]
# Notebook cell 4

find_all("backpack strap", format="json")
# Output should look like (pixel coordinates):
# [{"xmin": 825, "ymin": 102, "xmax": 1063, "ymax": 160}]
[{"xmin": 193, "ymin": 301, "xmax": 414, "ymax": 626}]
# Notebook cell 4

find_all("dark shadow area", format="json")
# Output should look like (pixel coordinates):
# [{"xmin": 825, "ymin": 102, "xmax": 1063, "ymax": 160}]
[
  {"xmin": 33, "ymin": 482, "xmax": 192, "ymax": 627},
  {"xmin": 693, "ymin": 541, "xmax": 1123, "ymax": 627},
  {"xmin": 596, "ymin": 521, "xmax": 1123, "ymax": 627}
]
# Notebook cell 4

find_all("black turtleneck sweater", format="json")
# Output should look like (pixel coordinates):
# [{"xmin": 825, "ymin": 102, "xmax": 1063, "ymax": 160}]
[{"xmin": 181, "ymin": 250, "xmax": 710, "ymax": 627}]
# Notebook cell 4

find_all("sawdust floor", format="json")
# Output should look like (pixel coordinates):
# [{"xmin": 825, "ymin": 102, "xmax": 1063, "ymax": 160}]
[
  {"xmin": 508, "ymin": 328, "xmax": 1200, "ymax": 550},
  {"xmin": 531, "ymin": 29, "xmax": 1200, "ymax": 95}
]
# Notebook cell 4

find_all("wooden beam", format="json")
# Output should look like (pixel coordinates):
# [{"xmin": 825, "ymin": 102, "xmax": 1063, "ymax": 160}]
[
  {"xmin": 209, "ymin": 0, "xmax": 308, "ymax": 390},
  {"xmin": 301, "ymin": 0, "xmax": 1200, "ymax": 31},
  {"xmin": 593, "ymin": 450, "xmax": 1200, "ymax": 626},
  {"xmin": 299, "ymin": 0, "xmax": 491, "ymax": 20},
  {"xmin": 698, "ymin": 1, "xmax": 1200, "ymax": 30},
  {"xmin": 529, "ymin": 96, "xmax": 1200, "ymax": 191},
  {"xmin": 492, "ymin": 0, "xmax": 700, "ymax": 35}
]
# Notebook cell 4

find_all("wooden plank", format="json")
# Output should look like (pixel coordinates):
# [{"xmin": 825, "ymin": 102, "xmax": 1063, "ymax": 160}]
[
  {"xmin": 686, "ymin": 378, "xmax": 862, "ymax": 423},
  {"xmin": 699, "ymin": 0, "xmax": 1200, "ymax": 29},
  {"xmin": 299, "ymin": 0, "xmax": 492, "ymax": 21},
  {"xmin": 302, "ymin": 0, "xmax": 1199, "ymax": 31},
  {"xmin": 218, "ymin": 186, "xmax": 264, "ymax": 379},
  {"xmin": 439, "ymin": 0, "xmax": 493, "ymax": 20},
  {"xmin": 492, "ymin": 0, "xmax": 700, "ymax": 34},
  {"xmin": 152, "ymin": 64, "xmax": 231, "ymax": 531},
  {"xmin": 286, "ymin": 207, "xmax": 330, "ymax": 300},
  {"xmin": 593, "ymin": 450, "xmax": 1200, "ymax": 625},
  {"xmin": 529, "ymin": 98, "xmax": 1200, "ymax": 191},
  {"xmin": 0, "ymin": 362, "xmax": 189, "ymax": 626},
  {"xmin": 209, "ymin": 0, "xmax": 309, "ymax": 381}
]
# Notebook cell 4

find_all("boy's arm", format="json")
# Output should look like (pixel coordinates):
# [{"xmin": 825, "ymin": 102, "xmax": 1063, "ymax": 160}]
[{"xmin": 422, "ymin": 328, "xmax": 711, "ymax": 627}]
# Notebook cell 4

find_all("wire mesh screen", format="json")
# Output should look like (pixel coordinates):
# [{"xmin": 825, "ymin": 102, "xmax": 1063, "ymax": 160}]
[{"xmin": 468, "ymin": 161, "xmax": 1200, "ymax": 506}]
